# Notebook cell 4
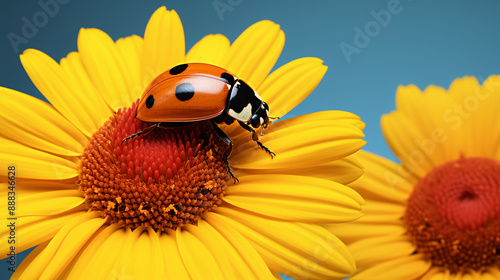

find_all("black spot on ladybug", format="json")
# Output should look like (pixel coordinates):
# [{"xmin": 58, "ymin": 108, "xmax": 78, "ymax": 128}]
[
  {"xmin": 169, "ymin": 64, "xmax": 188, "ymax": 75},
  {"xmin": 221, "ymin": 72, "xmax": 235, "ymax": 85},
  {"xmin": 175, "ymin": 83, "xmax": 195, "ymax": 101},
  {"xmin": 146, "ymin": 95, "xmax": 155, "ymax": 108}
]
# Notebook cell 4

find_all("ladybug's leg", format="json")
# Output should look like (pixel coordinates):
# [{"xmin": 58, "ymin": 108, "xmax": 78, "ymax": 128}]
[
  {"xmin": 210, "ymin": 120, "xmax": 239, "ymax": 183},
  {"xmin": 237, "ymin": 121, "xmax": 275, "ymax": 158},
  {"xmin": 121, "ymin": 123, "xmax": 160, "ymax": 144}
]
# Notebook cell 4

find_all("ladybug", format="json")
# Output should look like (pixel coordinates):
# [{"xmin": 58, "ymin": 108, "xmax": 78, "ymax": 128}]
[{"xmin": 122, "ymin": 63, "xmax": 275, "ymax": 182}]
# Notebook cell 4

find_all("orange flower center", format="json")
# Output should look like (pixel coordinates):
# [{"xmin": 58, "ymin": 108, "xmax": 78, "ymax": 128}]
[
  {"xmin": 405, "ymin": 156, "xmax": 500, "ymax": 272},
  {"xmin": 78, "ymin": 101, "xmax": 230, "ymax": 231}
]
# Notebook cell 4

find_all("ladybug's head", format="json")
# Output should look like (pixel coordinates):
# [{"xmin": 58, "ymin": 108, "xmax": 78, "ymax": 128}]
[
  {"xmin": 227, "ymin": 79, "xmax": 271, "ymax": 135},
  {"xmin": 249, "ymin": 101, "xmax": 270, "ymax": 132}
]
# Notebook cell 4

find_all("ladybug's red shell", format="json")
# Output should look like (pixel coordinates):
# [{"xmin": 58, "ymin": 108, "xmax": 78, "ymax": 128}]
[
  {"xmin": 136, "ymin": 63, "xmax": 234, "ymax": 123},
  {"xmin": 124, "ymin": 63, "xmax": 274, "ymax": 182}
]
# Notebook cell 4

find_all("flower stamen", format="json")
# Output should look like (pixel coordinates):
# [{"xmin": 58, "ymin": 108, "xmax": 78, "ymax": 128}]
[
  {"xmin": 78, "ymin": 101, "xmax": 230, "ymax": 231},
  {"xmin": 405, "ymin": 156, "xmax": 500, "ymax": 272}
]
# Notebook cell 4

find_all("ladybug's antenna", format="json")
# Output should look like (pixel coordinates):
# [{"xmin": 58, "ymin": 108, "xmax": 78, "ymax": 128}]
[
  {"xmin": 121, "ymin": 123, "xmax": 160, "ymax": 145},
  {"xmin": 262, "ymin": 116, "xmax": 280, "ymax": 136}
]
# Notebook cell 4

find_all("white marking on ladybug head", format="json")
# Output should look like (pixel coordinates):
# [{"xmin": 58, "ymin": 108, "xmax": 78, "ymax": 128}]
[
  {"xmin": 229, "ymin": 103, "xmax": 253, "ymax": 122},
  {"xmin": 254, "ymin": 91, "xmax": 262, "ymax": 100}
]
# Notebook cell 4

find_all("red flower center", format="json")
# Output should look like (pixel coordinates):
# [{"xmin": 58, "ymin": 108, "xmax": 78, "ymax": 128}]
[
  {"xmin": 405, "ymin": 156, "xmax": 500, "ymax": 272},
  {"xmin": 78, "ymin": 101, "xmax": 230, "ymax": 231}
]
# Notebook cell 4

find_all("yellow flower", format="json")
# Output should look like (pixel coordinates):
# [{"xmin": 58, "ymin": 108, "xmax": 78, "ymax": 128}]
[
  {"xmin": 0, "ymin": 7, "xmax": 366, "ymax": 279},
  {"xmin": 327, "ymin": 75, "xmax": 500, "ymax": 279}
]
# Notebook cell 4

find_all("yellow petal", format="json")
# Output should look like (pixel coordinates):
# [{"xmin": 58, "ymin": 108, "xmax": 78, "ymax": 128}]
[
  {"xmin": 420, "ymin": 267, "xmax": 451, "ymax": 280},
  {"xmin": 145, "ymin": 228, "xmax": 164, "ymax": 279},
  {"xmin": 213, "ymin": 208, "xmax": 355, "ymax": 279},
  {"xmin": 0, "ymin": 87, "xmax": 87, "ymax": 156},
  {"xmin": 112, "ymin": 227, "xmax": 164, "ymax": 279},
  {"xmin": 456, "ymin": 270, "xmax": 480, "ymax": 280},
  {"xmin": 382, "ymin": 112, "xmax": 435, "ymax": 178},
  {"xmin": 39, "ymin": 218, "xmax": 106, "ymax": 279},
  {"xmin": 221, "ymin": 20, "xmax": 284, "ymax": 88},
  {"xmin": 352, "ymin": 254, "xmax": 431, "ymax": 280},
  {"xmin": 184, "ymin": 221, "xmax": 237, "ymax": 280},
  {"xmin": 350, "ymin": 150, "xmax": 416, "ymax": 204},
  {"xmin": 223, "ymin": 174, "xmax": 364, "ymax": 223},
  {"xmin": 142, "ymin": 7, "xmax": 185, "ymax": 86},
  {"xmin": 223, "ymin": 111, "xmax": 365, "ymax": 166},
  {"xmin": 203, "ymin": 213, "xmax": 275, "ymax": 279},
  {"xmin": 77, "ymin": 28, "xmax": 138, "ymax": 110},
  {"xmin": 79, "ymin": 227, "xmax": 131, "ymax": 279},
  {"xmin": 258, "ymin": 57, "xmax": 328, "ymax": 118},
  {"xmin": 12, "ymin": 212, "xmax": 101, "ymax": 279},
  {"xmin": 186, "ymin": 34, "xmax": 230, "ymax": 66},
  {"xmin": 325, "ymin": 223, "xmax": 407, "ymax": 245},
  {"xmin": 261, "ymin": 110, "xmax": 366, "ymax": 138},
  {"xmin": 0, "ymin": 138, "xmax": 77, "ymax": 180},
  {"xmin": 20, "ymin": 49, "xmax": 106, "ymax": 137},
  {"xmin": 187, "ymin": 219, "xmax": 274, "ymax": 280},
  {"xmin": 272, "ymin": 270, "xmax": 284, "ymax": 280},
  {"xmin": 445, "ymin": 76, "xmax": 500, "ymax": 159},
  {"xmin": 62, "ymin": 224, "xmax": 121, "ymax": 279},
  {"xmin": 224, "ymin": 108, "xmax": 363, "ymax": 147},
  {"xmin": 8, "ymin": 179, "xmax": 77, "ymax": 191},
  {"xmin": 0, "ymin": 212, "xmax": 84, "ymax": 257},
  {"xmin": 348, "ymin": 235, "xmax": 416, "ymax": 268},
  {"xmin": 230, "ymin": 119, "xmax": 365, "ymax": 170},
  {"xmin": 383, "ymin": 75, "xmax": 500, "ymax": 177},
  {"xmin": 108, "ymin": 226, "xmax": 141, "ymax": 278},
  {"xmin": 392, "ymin": 83, "xmax": 457, "ymax": 169},
  {"xmin": 481, "ymin": 273, "xmax": 500, "ymax": 280},
  {"xmin": 271, "ymin": 110, "xmax": 365, "ymax": 131},
  {"xmin": 1, "ymin": 188, "xmax": 84, "ymax": 217},
  {"xmin": 115, "ymin": 35, "xmax": 144, "ymax": 100},
  {"xmin": 175, "ymin": 227, "xmax": 224, "ymax": 280},
  {"xmin": 159, "ymin": 230, "xmax": 191, "ymax": 279},
  {"xmin": 12, "ymin": 240, "xmax": 49, "ymax": 280},
  {"xmin": 478, "ymin": 75, "xmax": 500, "ymax": 159},
  {"xmin": 358, "ymin": 200, "xmax": 405, "ymax": 223},
  {"xmin": 448, "ymin": 76, "xmax": 481, "ymax": 101},
  {"xmin": 59, "ymin": 51, "xmax": 113, "ymax": 128},
  {"xmin": 421, "ymin": 84, "xmax": 469, "ymax": 161},
  {"xmin": 239, "ymin": 155, "xmax": 364, "ymax": 185},
  {"xmin": 480, "ymin": 267, "xmax": 500, "ymax": 280}
]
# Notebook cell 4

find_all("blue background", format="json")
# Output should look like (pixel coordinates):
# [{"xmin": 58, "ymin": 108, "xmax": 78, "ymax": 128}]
[{"xmin": 1, "ymin": 0, "xmax": 499, "ymax": 279}]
